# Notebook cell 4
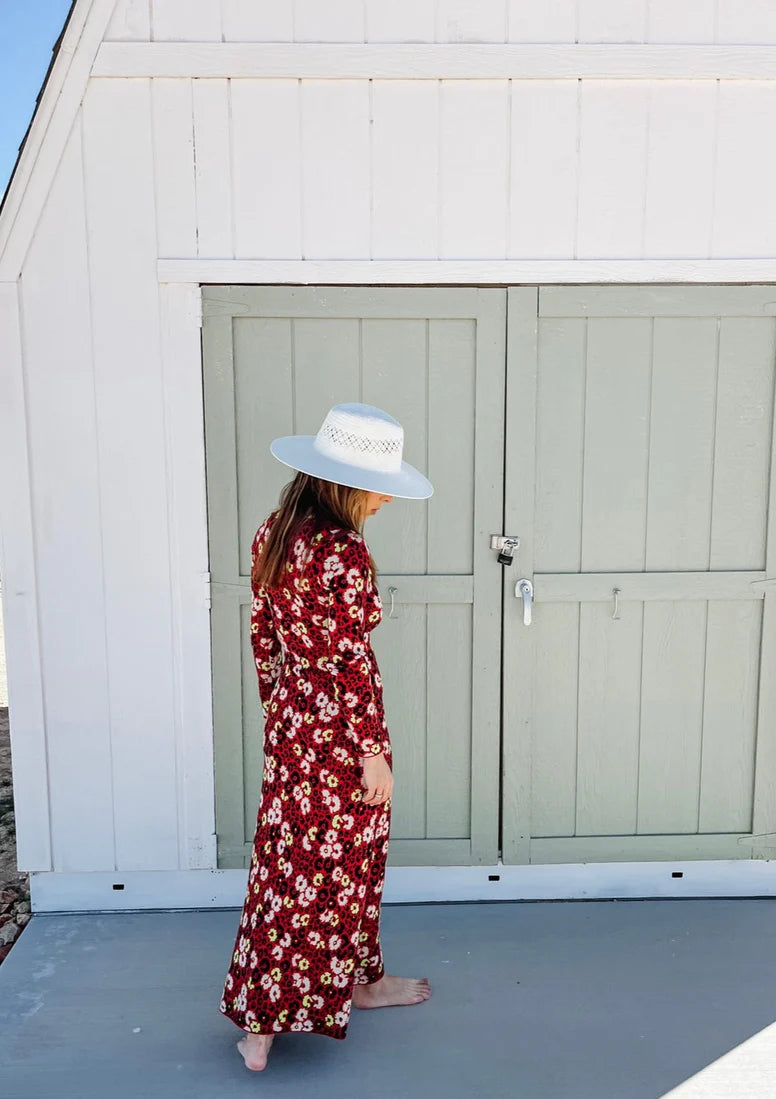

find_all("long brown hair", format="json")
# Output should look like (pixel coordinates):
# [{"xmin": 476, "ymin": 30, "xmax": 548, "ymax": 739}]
[{"xmin": 252, "ymin": 472, "xmax": 377, "ymax": 591}]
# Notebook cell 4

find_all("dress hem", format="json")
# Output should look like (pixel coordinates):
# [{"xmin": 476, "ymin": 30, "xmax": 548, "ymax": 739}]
[{"xmin": 219, "ymin": 1006, "xmax": 348, "ymax": 1042}]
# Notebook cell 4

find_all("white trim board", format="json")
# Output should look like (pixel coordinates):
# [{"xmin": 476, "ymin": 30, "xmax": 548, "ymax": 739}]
[
  {"xmin": 28, "ymin": 861, "xmax": 776, "ymax": 913},
  {"xmin": 93, "ymin": 42, "xmax": 776, "ymax": 80},
  {"xmin": 161, "ymin": 259, "xmax": 776, "ymax": 286}
]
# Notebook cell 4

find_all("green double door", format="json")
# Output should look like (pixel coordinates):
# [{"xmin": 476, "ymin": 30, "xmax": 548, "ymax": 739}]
[{"xmin": 203, "ymin": 285, "xmax": 776, "ymax": 870}]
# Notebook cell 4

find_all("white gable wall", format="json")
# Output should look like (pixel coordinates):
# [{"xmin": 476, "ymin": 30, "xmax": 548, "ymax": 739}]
[
  {"xmin": 4, "ymin": 0, "xmax": 776, "ymax": 896},
  {"xmin": 105, "ymin": 0, "xmax": 776, "ymax": 45}
]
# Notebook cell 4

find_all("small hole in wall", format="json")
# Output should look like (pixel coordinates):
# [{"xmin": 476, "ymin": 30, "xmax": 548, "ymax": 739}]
[
  {"xmin": 671, "ymin": 872, "xmax": 683, "ymax": 879},
  {"xmin": 488, "ymin": 874, "xmax": 500, "ymax": 882},
  {"xmin": 112, "ymin": 883, "xmax": 125, "ymax": 891}
]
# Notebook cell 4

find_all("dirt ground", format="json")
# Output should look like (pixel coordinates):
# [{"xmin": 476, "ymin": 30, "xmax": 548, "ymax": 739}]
[{"xmin": 0, "ymin": 708, "xmax": 31, "ymax": 963}]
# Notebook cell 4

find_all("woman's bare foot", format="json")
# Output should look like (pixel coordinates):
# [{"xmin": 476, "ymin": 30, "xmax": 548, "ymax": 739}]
[
  {"xmin": 236, "ymin": 1033, "xmax": 274, "ymax": 1071},
  {"xmin": 353, "ymin": 974, "xmax": 432, "ymax": 1009}
]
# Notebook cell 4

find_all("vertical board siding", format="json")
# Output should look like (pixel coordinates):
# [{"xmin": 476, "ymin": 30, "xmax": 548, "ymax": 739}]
[
  {"xmin": 637, "ymin": 602, "xmax": 707, "ymax": 833},
  {"xmin": 121, "ymin": 74, "xmax": 776, "ymax": 261},
  {"xmin": 152, "ymin": 0, "xmax": 222, "ymax": 40},
  {"xmin": 647, "ymin": 0, "xmax": 716, "ymax": 43},
  {"xmin": 21, "ymin": 118, "xmax": 114, "ymax": 871},
  {"xmin": 509, "ymin": 81, "xmax": 578, "ymax": 258},
  {"xmin": 221, "ymin": 0, "xmax": 294, "ymax": 41},
  {"xmin": 643, "ymin": 83, "xmax": 717, "ymax": 257},
  {"xmin": 713, "ymin": 83, "xmax": 776, "ymax": 257},
  {"xmin": 106, "ymin": 0, "xmax": 152, "ymax": 40},
  {"xmin": 645, "ymin": 318, "xmax": 718, "ymax": 571},
  {"xmin": 366, "ymin": 0, "xmax": 436, "ymax": 42},
  {"xmin": 232, "ymin": 318, "xmax": 295, "ymax": 570},
  {"xmin": 291, "ymin": 317, "xmax": 362, "ymax": 428},
  {"xmin": 700, "ymin": 601, "xmax": 761, "ymax": 832},
  {"xmin": 82, "ymin": 79, "xmax": 179, "ymax": 870},
  {"xmin": 192, "ymin": 79, "xmax": 233, "ymax": 256},
  {"xmin": 231, "ymin": 80, "xmax": 302, "ymax": 258},
  {"xmin": 425, "ymin": 605, "xmax": 472, "ymax": 837},
  {"xmin": 527, "ymin": 290, "xmax": 776, "ymax": 850},
  {"xmin": 439, "ymin": 81, "xmax": 509, "ymax": 258},
  {"xmin": 534, "ymin": 319, "xmax": 586, "ymax": 571},
  {"xmin": 717, "ymin": 0, "xmax": 776, "ymax": 43},
  {"xmin": 578, "ymin": 0, "xmax": 648, "ymax": 42},
  {"xmin": 530, "ymin": 604, "xmax": 579, "ymax": 836},
  {"xmin": 581, "ymin": 318, "xmax": 652, "ymax": 570},
  {"xmin": 0, "ymin": 285, "xmax": 51, "ymax": 871},
  {"xmin": 710, "ymin": 319, "xmax": 775, "ymax": 570},
  {"xmin": 300, "ymin": 81, "xmax": 370, "ymax": 258},
  {"xmin": 151, "ymin": 79, "xmax": 197, "ymax": 257},
  {"xmin": 427, "ymin": 320, "xmax": 476, "ymax": 573},
  {"xmin": 576, "ymin": 602, "xmax": 643, "ymax": 835},
  {"xmin": 371, "ymin": 81, "xmax": 438, "ymax": 259},
  {"xmin": 294, "ymin": 0, "xmax": 365, "ymax": 42},
  {"xmin": 577, "ymin": 82, "xmax": 649, "ymax": 258},
  {"xmin": 114, "ymin": 0, "xmax": 776, "ymax": 42},
  {"xmin": 436, "ymin": 0, "xmax": 507, "ymax": 42},
  {"xmin": 508, "ymin": 0, "xmax": 577, "ymax": 43},
  {"xmin": 360, "ymin": 319, "xmax": 428, "ymax": 573},
  {"xmin": 205, "ymin": 288, "xmax": 499, "ymax": 866}
]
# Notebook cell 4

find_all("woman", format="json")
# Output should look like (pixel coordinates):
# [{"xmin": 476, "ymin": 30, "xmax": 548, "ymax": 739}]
[{"xmin": 219, "ymin": 402, "xmax": 434, "ymax": 1071}]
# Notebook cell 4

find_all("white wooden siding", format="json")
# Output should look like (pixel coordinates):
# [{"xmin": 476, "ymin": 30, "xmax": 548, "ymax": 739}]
[
  {"xmin": 21, "ymin": 117, "xmax": 114, "ymax": 872},
  {"xmin": 65, "ymin": 74, "xmax": 776, "ymax": 262},
  {"xmin": 7, "ymin": 0, "xmax": 776, "ymax": 883},
  {"xmin": 105, "ymin": 0, "xmax": 776, "ymax": 44}
]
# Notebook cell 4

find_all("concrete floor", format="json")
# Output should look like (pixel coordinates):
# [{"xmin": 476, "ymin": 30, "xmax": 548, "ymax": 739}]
[{"xmin": 1, "ymin": 899, "xmax": 776, "ymax": 1099}]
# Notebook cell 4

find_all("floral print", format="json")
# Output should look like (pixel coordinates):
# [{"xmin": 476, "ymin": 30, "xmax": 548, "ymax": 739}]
[{"xmin": 219, "ymin": 512, "xmax": 392, "ymax": 1040}]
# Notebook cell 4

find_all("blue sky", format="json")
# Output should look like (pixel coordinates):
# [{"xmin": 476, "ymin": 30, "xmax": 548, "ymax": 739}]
[{"xmin": 0, "ymin": 0, "xmax": 73, "ymax": 198}]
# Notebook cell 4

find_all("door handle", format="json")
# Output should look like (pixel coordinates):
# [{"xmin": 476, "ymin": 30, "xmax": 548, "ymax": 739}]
[{"xmin": 515, "ymin": 578, "xmax": 533, "ymax": 626}]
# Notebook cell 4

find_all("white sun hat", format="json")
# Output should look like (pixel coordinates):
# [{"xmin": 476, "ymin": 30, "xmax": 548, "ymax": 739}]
[{"xmin": 270, "ymin": 403, "xmax": 433, "ymax": 500}]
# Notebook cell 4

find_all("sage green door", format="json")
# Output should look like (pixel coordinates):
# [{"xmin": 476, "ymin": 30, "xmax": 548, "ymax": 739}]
[
  {"xmin": 202, "ymin": 287, "xmax": 505, "ymax": 869},
  {"xmin": 503, "ymin": 286, "xmax": 776, "ymax": 865}
]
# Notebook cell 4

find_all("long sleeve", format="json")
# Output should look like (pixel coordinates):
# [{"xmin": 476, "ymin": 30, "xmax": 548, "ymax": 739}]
[
  {"xmin": 322, "ymin": 533, "xmax": 387, "ymax": 758},
  {"xmin": 249, "ymin": 530, "xmax": 282, "ymax": 717}
]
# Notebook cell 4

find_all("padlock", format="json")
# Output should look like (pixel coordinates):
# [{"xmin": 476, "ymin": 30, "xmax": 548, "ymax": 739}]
[{"xmin": 497, "ymin": 538, "xmax": 518, "ymax": 566}]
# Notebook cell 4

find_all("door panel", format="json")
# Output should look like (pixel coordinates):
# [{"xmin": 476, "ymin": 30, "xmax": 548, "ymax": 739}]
[
  {"xmin": 202, "ymin": 287, "xmax": 505, "ymax": 869},
  {"xmin": 503, "ymin": 285, "xmax": 776, "ymax": 865}
]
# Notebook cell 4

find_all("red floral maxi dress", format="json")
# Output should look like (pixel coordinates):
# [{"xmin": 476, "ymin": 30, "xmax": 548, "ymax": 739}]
[{"xmin": 219, "ymin": 512, "xmax": 392, "ymax": 1041}]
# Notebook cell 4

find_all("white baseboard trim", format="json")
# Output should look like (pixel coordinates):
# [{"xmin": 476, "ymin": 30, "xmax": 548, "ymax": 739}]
[{"xmin": 28, "ymin": 859, "xmax": 776, "ymax": 913}]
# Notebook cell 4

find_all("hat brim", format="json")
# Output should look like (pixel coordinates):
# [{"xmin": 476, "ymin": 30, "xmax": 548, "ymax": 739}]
[{"xmin": 270, "ymin": 436, "xmax": 434, "ymax": 500}]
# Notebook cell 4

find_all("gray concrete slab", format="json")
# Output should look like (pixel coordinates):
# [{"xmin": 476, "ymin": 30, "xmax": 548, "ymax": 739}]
[{"xmin": 1, "ymin": 899, "xmax": 776, "ymax": 1098}]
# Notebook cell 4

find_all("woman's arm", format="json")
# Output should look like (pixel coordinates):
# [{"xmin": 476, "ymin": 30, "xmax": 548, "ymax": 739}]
[
  {"xmin": 249, "ymin": 530, "xmax": 282, "ymax": 717},
  {"xmin": 322, "ymin": 532, "xmax": 388, "ymax": 759}
]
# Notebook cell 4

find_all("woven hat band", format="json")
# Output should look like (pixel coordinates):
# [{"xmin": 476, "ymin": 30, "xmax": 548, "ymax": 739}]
[{"xmin": 313, "ymin": 406, "xmax": 404, "ymax": 473}]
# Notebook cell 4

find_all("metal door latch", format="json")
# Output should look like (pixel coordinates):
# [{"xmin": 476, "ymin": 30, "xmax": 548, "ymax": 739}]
[
  {"xmin": 491, "ymin": 534, "xmax": 520, "ymax": 566},
  {"xmin": 515, "ymin": 578, "xmax": 533, "ymax": 625}
]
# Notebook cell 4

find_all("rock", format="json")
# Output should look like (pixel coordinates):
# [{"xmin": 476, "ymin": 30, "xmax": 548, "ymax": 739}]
[
  {"xmin": 0, "ymin": 945, "xmax": 12, "ymax": 963},
  {"xmin": 16, "ymin": 899, "xmax": 30, "ymax": 914},
  {"xmin": 14, "ymin": 911, "xmax": 30, "ymax": 927},
  {"xmin": 0, "ymin": 920, "xmax": 19, "ymax": 946}
]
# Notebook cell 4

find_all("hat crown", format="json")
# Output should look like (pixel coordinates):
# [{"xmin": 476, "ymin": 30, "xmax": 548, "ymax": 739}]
[{"xmin": 313, "ymin": 403, "xmax": 404, "ymax": 474}]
